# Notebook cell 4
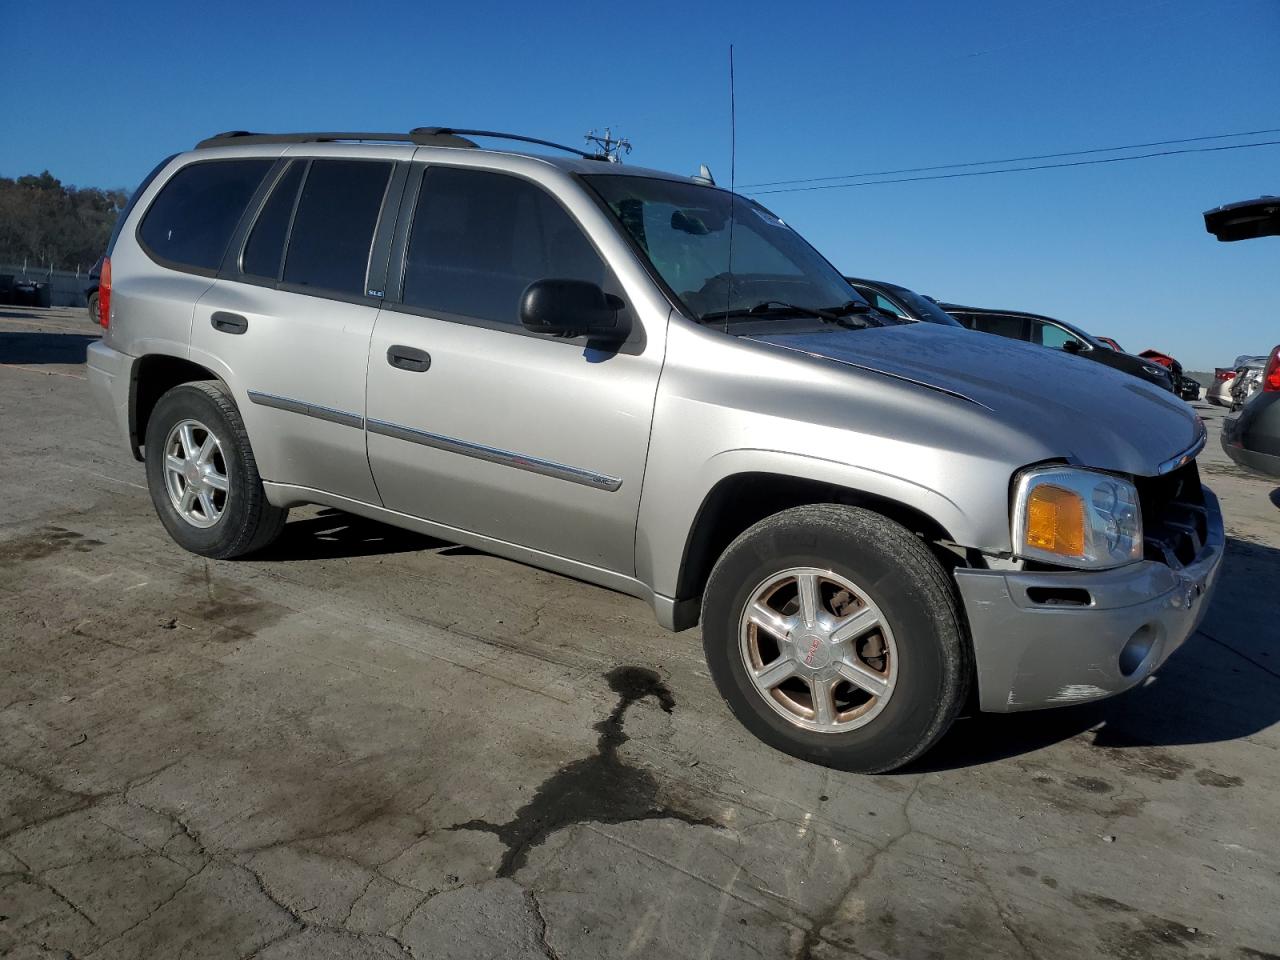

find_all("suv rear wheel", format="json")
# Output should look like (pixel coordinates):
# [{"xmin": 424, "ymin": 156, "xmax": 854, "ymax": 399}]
[
  {"xmin": 144, "ymin": 381, "xmax": 287, "ymax": 558},
  {"xmin": 701, "ymin": 504, "xmax": 970, "ymax": 773}
]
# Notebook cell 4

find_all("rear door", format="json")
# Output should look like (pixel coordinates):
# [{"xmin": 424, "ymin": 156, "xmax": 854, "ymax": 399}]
[
  {"xmin": 364, "ymin": 163, "xmax": 665, "ymax": 575},
  {"xmin": 189, "ymin": 152, "xmax": 408, "ymax": 503}
]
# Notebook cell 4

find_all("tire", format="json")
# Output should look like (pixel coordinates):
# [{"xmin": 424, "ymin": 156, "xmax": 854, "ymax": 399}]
[
  {"xmin": 86, "ymin": 292, "xmax": 98, "ymax": 322},
  {"xmin": 701, "ymin": 504, "xmax": 971, "ymax": 773},
  {"xmin": 144, "ymin": 381, "xmax": 287, "ymax": 559}
]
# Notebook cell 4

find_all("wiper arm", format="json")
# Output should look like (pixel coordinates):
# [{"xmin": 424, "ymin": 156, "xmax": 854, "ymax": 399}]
[{"xmin": 700, "ymin": 300, "xmax": 869, "ymax": 328}]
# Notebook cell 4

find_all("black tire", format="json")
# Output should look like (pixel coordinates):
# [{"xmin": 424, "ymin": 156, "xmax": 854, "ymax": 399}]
[
  {"xmin": 144, "ymin": 381, "xmax": 287, "ymax": 559},
  {"xmin": 701, "ymin": 504, "xmax": 971, "ymax": 773},
  {"xmin": 86, "ymin": 292, "xmax": 99, "ymax": 322}
]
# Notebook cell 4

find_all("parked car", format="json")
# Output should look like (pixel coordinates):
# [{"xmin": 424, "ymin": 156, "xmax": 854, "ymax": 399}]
[
  {"xmin": 1222, "ymin": 346, "xmax": 1280, "ymax": 477},
  {"xmin": 87, "ymin": 126, "xmax": 1222, "ymax": 773},
  {"xmin": 85, "ymin": 257, "xmax": 103, "ymax": 322},
  {"xmin": 1208, "ymin": 367, "xmax": 1238, "ymax": 406},
  {"xmin": 1137, "ymin": 348, "xmax": 1184, "ymax": 390},
  {"xmin": 941, "ymin": 305, "xmax": 1176, "ymax": 392},
  {"xmin": 1099, "ymin": 340, "xmax": 1197, "ymax": 399},
  {"xmin": 1230, "ymin": 356, "xmax": 1268, "ymax": 411},
  {"xmin": 844, "ymin": 277, "xmax": 964, "ymax": 326}
]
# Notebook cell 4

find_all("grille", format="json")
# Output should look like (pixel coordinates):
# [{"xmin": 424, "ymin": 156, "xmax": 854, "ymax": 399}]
[{"xmin": 1135, "ymin": 461, "xmax": 1208, "ymax": 569}]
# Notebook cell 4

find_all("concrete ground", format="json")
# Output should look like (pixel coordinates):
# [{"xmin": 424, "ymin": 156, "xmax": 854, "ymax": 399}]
[{"xmin": 2, "ymin": 306, "xmax": 1278, "ymax": 960}]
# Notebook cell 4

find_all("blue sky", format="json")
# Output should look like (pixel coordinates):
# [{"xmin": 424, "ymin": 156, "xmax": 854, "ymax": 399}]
[{"xmin": 3, "ymin": 0, "xmax": 1277, "ymax": 369}]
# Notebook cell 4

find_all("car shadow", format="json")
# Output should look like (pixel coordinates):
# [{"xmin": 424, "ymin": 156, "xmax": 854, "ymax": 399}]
[
  {"xmin": 256, "ymin": 509, "xmax": 450, "ymax": 562},
  {"xmin": 1269, "ymin": 487, "xmax": 1280, "ymax": 509},
  {"xmin": 0, "ymin": 330, "xmax": 99, "ymax": 364},
  {"xmin": 906, "ymin": 534, "xmax": 1280, "ymax": 772}
]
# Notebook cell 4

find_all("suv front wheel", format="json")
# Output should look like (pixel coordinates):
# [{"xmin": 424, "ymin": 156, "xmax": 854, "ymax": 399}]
[
  {"xmin": 701, "ymin": 504, "xmax": 971, "ymax": 773},
  {"xmin": 144, "ymin": 381, "xmax": 287, "ymax": 558}
]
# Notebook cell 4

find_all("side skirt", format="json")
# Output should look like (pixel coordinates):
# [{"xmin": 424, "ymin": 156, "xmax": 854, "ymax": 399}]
[{"xmin": 261, "ymin": 481, "xmax": 687, "ymax": 631}]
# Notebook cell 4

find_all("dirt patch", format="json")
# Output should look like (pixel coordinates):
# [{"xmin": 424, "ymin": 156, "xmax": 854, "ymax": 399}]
[{"xmin": 1194, "ymin": 768, "xmax": 1244, "ymax": 788}]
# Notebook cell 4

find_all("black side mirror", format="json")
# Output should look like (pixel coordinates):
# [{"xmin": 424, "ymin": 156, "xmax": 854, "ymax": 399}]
[
  {"xmin": 520, "ymin": 279, "xmax": 627, "ymax": 342},
  {"xmin": 1062, "ymin": 340, "xmax": 1084, "ymax": 354}
]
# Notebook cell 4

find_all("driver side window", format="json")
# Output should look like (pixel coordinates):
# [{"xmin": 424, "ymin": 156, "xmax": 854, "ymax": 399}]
[{"xmin": 401, "ymin": 167, "xmax": 607, "ymax": 328}]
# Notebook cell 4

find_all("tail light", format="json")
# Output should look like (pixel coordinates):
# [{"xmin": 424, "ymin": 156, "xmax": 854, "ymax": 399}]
[
  {"xmin": 1265, "ymin": 346, "xmax": 1280, "ymax": 393},
  {"xmin": 1215, "ymin": 369, "xmax": 1236, "ymax": 382},
  {"xmin": 98, "ymin": 257, "xmax": 111, "ymax": 329}
]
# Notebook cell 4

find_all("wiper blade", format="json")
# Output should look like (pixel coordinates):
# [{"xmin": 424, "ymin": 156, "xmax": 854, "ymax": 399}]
[{"xmin": 700, "ymin": 300, "xmax": 869, "ymax": 328}]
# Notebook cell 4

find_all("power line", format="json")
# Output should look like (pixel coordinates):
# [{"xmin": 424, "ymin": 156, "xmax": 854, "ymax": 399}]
[
  {"xmin": 749, "ymin": 138, "xmax": 1280, "ymax": 195},
  {"xmin": 741, "ymin": 126, "xmax": 1280, "ymax": 189}
]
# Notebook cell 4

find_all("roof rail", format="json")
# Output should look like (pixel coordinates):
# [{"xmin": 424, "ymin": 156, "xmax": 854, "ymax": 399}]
[
  {"xmin": 195, "ymin": 127, "xmax": 608, "ymax": 160},
  {"xmin": 195, "ymin": 130, "xmax": 478, "ymax": 149},
  {"xmin": 410, "ymin": 128, "xmax": 606, "ymax": 161}
]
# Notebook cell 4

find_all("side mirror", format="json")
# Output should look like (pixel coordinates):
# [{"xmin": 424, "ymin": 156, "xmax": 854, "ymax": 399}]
[
  {"xmin": 520, "ymin": 279, "xmax": 628, "ymax": 342},
  {"xmin": 1062, "ymin": 340, "xmax": 1084, "ymax": 354}
]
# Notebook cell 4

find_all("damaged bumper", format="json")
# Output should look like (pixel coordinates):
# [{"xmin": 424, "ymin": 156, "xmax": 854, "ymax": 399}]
[{"xmin": 954, "ymin": 489, "xmax": 1225, "ymax": 712}]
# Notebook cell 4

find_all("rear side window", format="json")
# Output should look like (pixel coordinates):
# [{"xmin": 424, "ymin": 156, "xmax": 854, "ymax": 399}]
[
  {"xmin": 138, "ymin": 159, "xmax": 274, "ymax": 271},
  {"xmin": 242, "ymin": 162, "xmax": 305, "ymax": 280},
  {"xmin": 401, "ymin": 167, "xmax": 606, "ymax": 325},
  {"xmin": 970, "ymin": 314, "xmax": 1030, "ymax": 341},
  {"xmin": 282, "ymin": 159, "xmax": 392, "ymax": 296}
]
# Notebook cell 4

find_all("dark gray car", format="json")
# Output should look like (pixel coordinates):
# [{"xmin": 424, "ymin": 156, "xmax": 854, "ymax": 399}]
[
  {"xmin": 942, "ymin": 305, "xmax": 1177, "ymax": 392},
  {"xmin": 845, "ymin": 277, "xmax": 963, "ymax": 327}
]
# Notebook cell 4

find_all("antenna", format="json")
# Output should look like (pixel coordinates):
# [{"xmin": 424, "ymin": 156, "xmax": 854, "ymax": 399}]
[
  {"xmin": 584, "ymin": 127, "xmax": 632, "ymax": 163},
  {"xmin": 723, "ymin": 43, "xmax": 737, "ymax": 332}
]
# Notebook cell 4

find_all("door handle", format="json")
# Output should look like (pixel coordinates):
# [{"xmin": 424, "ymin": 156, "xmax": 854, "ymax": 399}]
[
  {"xmin": 211, "ymin": 311, "xmax": 249, "ymax": 335},
  {"xmin": 386, "ymin": 345, "xmax": 431, "ymax": 372}
]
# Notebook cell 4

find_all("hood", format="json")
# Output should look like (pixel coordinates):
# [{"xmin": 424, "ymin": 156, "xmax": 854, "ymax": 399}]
[{"xmin": 747, "ymin": 323, "xmax": 1203, "ymax": 476}]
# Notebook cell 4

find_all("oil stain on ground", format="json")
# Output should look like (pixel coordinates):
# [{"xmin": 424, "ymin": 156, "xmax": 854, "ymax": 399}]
[
  {"xmin": 449, "ymin": 665, "xmax": 720, "ymax": 877},
  {"xmin": 0, "ymin": 525, "xmax": 103, "ymax": 567}
]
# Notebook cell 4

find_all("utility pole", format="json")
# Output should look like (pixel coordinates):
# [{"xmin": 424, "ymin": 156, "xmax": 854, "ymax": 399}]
[{"xmin": 584, "ymin": 128, "xmax": 632, "ymax": 164}]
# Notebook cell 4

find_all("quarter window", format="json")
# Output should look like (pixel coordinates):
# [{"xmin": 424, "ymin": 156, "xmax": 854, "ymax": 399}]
[
  {"xmin": 138, "ymin": 159, "xmax": 274, "ymax": 271},
  {"xmin": 282, "ymin": 159, "xmax": 393, "ymax": 296},
  {"xmin": 401, "ymin": 167, "xmax": 606, "ymax": 326},
  {"xmin": 242, "ymin": 161, "xmax": 304, "ymax": 280}
]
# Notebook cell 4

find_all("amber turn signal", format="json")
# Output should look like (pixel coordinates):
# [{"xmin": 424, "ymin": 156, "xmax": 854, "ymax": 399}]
[{"xmin": 1024, "ymin": 483, "xmax": 1086, "ymax": 557}]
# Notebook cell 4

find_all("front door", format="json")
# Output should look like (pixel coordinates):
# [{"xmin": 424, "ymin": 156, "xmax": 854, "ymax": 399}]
[{"xmin": 365, "ymin": 164, "xmax": 665, "ymax": 575}]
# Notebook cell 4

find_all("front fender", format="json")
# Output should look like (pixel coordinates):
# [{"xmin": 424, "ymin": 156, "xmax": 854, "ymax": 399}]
[{"xmin": 635, "ymin": 445, "xmax": 1007, "ymax": 602}]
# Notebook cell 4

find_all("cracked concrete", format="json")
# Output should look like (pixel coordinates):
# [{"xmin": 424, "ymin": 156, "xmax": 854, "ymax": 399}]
[{"xmin": 2, "ymin": 308, "xmax": 1279, "ymax": 958}]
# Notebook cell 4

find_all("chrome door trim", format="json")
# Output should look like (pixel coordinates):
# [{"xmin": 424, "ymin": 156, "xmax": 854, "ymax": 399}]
[
  {"xmin": 247, "ymin": 390, "xmax": 365, "ymax": 429},
  {"xmin": 366, "ymin": 417, "xmax": 622, "ymax": 491}
]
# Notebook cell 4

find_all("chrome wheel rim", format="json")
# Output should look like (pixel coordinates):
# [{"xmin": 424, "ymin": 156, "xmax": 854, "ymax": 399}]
[
  {"xmin": 738, "ymin": 567, "xmax": 898, "ymax": 733},
  {"xmin": 162, "ymin": 419, "xmax": 228, "ymax": 529}
]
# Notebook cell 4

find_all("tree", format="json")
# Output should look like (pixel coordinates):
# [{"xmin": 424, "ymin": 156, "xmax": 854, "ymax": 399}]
[{"xmin": 0, "ymin": 171, "xmax": 128, "ymax": 270}]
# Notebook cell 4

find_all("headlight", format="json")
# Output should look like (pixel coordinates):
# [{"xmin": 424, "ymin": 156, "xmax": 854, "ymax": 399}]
[{"xmin": 1012, "ymin": 466, "xmax": 1143, "ymax": 569}]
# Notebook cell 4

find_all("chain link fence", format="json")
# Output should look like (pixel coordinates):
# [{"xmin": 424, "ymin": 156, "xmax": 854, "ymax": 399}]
[{"xmin": 0, "ymin": 263, "xmax": 95, "ymax": 309}]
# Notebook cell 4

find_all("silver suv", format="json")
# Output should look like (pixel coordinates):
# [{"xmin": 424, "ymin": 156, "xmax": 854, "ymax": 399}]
[{"xmin": 88, "ymin": 128, "xmax": 1223, "ymax": 772}]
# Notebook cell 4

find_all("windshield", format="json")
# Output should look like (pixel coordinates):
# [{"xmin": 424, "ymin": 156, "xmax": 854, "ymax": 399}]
[
  {"xmin": 584, "ymin": 175, "xmax": 864, "ymax": 322},
  {"xmin": 889, "ymin": 286, "xmax": 962, "ymax": 327}
]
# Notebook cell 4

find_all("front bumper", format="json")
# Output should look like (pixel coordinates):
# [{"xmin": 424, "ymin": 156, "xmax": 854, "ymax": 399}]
[
  {"xmin": 86, "ymin": 339, "xmax": 136, "ymax": 454},
  {"xmin": 954, "ymin": 488, "xmax": 1225, "ymax": 712}
]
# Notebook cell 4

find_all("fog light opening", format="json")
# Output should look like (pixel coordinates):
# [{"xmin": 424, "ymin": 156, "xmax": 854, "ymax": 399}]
[{"xmin": 1119, "ymin": 624, "xmax": 1157, "ymax": 677}]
